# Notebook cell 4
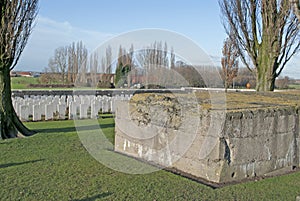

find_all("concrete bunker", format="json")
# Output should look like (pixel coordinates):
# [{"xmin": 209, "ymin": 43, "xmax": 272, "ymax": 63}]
[{"xmin": 114, "ymin": 91, "xmax": 300, "ymax": 185}]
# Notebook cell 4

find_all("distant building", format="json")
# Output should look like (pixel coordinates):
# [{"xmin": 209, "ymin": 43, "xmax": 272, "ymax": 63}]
[
  {"xmin": 33, "ymin": 72, "xmax": 41, "ymax": 78},
  {"xmin": 18, "ymin": 72, "xmax": 32, "ymax": 77},
  {"xmin": 10, "ymin": 71, "xmax": 18, "ymax": 77},
  {"xmin": 10, "ymin": 71, "xmax": 43, "ymax": 78},
  {"xmin": 11, "ymin": 71, "xmax": 34, "ymax": 77}
]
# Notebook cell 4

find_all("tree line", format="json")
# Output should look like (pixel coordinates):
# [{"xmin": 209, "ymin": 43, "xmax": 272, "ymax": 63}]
[
  {"xmin": 45, "ymin": 41, "xmax": 212, "ymax": 88},
  {"xmin": 43, "ymin": 0, "xmax": 300, "ymax": 92},
  {"xmin": 44, "ymin": 39, "xmax": 296, "ymax": 90},
  {"xmin": 114, "ymin": 41, "xmax": 221, "ymax": 88},
  {"xmin": 41, "ymin": 1, "xmax": 300, "ymax": 91},
  {"xmin": 43, "ymin": 41, "xmax": 113, "ymax": 86}
]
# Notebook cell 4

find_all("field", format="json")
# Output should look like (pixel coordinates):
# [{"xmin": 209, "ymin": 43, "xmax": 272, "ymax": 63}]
[
  {"xmin": 289, "ymin": 84, "xmax": 300, "ymax": 90},
  {"xmin": 1, "ymin": 117, "xmax": 300, "ymax": 200},
  {"xmin": 11, "ymin": 77, "xmax": 40, "ymax": 89}
]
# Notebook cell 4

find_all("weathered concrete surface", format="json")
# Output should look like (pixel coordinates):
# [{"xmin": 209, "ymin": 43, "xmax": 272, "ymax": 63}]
[{"xmin": 115, "ymin": 93, "xmax": 300, "ymax": 184}]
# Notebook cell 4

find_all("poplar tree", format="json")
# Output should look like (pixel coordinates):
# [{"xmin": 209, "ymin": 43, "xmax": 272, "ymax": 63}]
[{"xmin": 0, "ymin": 0, "xmax": 39, "ymax": 139}]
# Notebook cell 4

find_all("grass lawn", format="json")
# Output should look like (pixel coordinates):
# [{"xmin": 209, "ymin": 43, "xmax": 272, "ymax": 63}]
[
  {"xmin": 1, "ymin": 117, "xmax": 300, "ymax": 200},
  {"xmin": 289, "ymin": 84, "xmax": 300, "ymax": 90},
  {"xmin": 11, "ymin": 77, "xmax": 108, "ymax": 91},
  {"xmin": 11, "ymin": 77, "xmax": 40, "ymax": 89}
]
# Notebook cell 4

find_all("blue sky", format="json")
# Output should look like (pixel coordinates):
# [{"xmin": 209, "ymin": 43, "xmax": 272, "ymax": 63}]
[{"xmin": 16, "ymin": 0, "xmax": 299, "ymax": 78}]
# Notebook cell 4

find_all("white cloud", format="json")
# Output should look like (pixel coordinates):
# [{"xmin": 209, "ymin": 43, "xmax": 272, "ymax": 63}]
[{"xmin": 15, "ymin": 16, "xmax": 114, "ymax": 72}]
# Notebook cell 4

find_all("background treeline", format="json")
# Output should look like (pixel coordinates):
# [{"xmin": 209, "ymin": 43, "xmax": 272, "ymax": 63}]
[
  {"xmin": 41, "ymin": 40, "xmax": 296, "ymax": 89},
  {"xmin": 114, "ymin": 41, "xmax": 223, "ymax": 88},
  {"xmin": 42, "ymin": 41, "xmax": 113, "ymax": 87}
]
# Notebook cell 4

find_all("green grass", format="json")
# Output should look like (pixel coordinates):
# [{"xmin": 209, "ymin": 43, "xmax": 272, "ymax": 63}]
[
  {"xmin": 10, "ymin": 77, "xmax": 108, "ymax": 90},
  {"xmin": 11, "ymin": 77, "xmax": 40, "ymax": 89},
  {"xmin": 1, "ymin": 117, "xmax": 300, "ymax": 200},
  {"xmin": 289, "ymin": 84, "xmax": 300, "ymax": 90}
]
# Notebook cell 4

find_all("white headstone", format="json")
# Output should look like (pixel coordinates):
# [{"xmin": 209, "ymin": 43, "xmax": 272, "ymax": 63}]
[
  {"xmin": 45, "ymin": 104, "xmax": 55, "ymax": 120},
  {"xmin": 69, "ymin": 102, "xmax": 79, "ymax": 119},
  {"xmin": 90, "ymin": 101, "xmax": 98, "ymax": 119},
  {"xmin": 79, "ymin": 104, "xmax": 89, "ymax": 119},
  {"xmin": 57, "ymin": 104, "xmax": 66, "ymax": 120},
  {"xmin": 19, "ymin": 105, "xmax": 29, "ymax": 121},
  {"xmin": 33, "ymin": 105, "xmax": 42, "ymax": 121},
  {"xmin": 102, "ymin": 98, "xmax": 109, "ymax": 113}
]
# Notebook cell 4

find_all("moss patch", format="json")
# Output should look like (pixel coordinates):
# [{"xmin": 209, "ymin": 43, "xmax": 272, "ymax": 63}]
[{"xmin": 130, "ymin": 90, "xmax": 300, "ymax": 111}]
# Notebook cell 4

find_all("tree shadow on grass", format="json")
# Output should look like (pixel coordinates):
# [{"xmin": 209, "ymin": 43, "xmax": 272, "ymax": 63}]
[
  {"xmin": 0, "ymin": 159, "xmax": 45, "ymax": 169},
  {"xmin": 73, "ymin": 192, "xmax": 112, "ymax": 201},
  {"xmin": 35, "ymin": 123, "xmax": 115, "ymax": 134}
]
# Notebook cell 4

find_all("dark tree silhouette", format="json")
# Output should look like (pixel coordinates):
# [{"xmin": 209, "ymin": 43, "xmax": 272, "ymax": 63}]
[{"xmin": 0, "ymin": 0, "xmax": 39, "ymax": 139}]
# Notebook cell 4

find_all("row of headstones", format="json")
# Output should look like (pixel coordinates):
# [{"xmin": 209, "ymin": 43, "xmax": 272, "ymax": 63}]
[{"xmin": 13, "ymin": 94, "xmax": 131, "ymax": 121}]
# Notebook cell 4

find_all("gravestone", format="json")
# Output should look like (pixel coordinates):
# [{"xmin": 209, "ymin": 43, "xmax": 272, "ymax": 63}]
[
  {"xmin": 79, "ymin": 103, "xmax": 89, "ymax": 119},
  {"xmin": 19, "ymin": 105, "xmax": 29, "ymax": 121},
  {"xmin": 13, "ymin": 94, "xmax": 121, "ymax": 121},
  {"xmin": 33, "ymin": 104, "xmax": 42, "ymax": 121},
  {"xmin": 45, "ymin": 104, "xmax": 55, "ymax": 120},
  {"xmin": 102, "ymin": 97, "xmax": 110, "ymax": 113},
  {"xmin": 69, "ymin": 101, "xmax": 79, "ymax": 119},
  {"xmin": 90, "ymin": 101, "xmax": 100, "ymax": 119},
  {"xmin": 57, "ymin": 104, "xmax": 66, "ymax": 120}
]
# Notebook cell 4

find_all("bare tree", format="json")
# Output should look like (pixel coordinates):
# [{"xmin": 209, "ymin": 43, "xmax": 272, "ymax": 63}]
[
  {"xmin": 44, "ymin": 57, "xmax": 58, "ymax": 84},
  {"xmin": 105, "ymin": 45, "xmax": 112, "ymax": 74},
  {"xmin": 136, "ymin": 46, "xmax": 152, "ymax": 88},
  {"xmin": 56, "ymin": 47, "xmax": 68, "ymax": 84},
  {"xmin": 0, "ymin": 0, "xmax": 39, "ymax": 139},
  {"xmin": 65, "ymin": 41, "xmax": 88, "ymax": 85},
  {"xmin": 290, "ymin": 0, "xmax": 300, "ymax": 21},
  {"xmin": 275, "ymin": 76, "xmax": 290, "ymax": 89},
  {"xmin": 219, "ymin": 0, "xmax": 300, "ymax": 91},
  {"xmin": 221, "ymin": 34, "xmax": 239, "ymax": 92},
  {"xmin": 234, "ymin": 67, "xmax": 257, "ymax": 88},
  {"xmin": 67, "ymin": 42, "xmax": 76, "ymax": 83},
  {"xmin": 100, "ymin": 56, "xmax": 106, "ymax": 73},
  {"xmin": 163, "ymin": 42, "xmax": 169, "ymax": 67},
  {"xmin": 75, "ymin": 41, "xmax": 88, "ymax": 84},
  {"xmin": 47, "ymin": 47, "xmax": 68, "ymax": 84},
  {"xmin": 48, "ymin": 57, "xmax": 58, "ymax": 74},
  {"xmin": 170, "ymin": 47, "xmax": 175, "ymax": 69},
  {"xmin": 127, "ymin": 44, "xmax": 134, "ymax": 87},
  {"xmin": 89, "ymin": 52, "xmax": 99, "ymax": 87},
  {"xmin": 135, "ymin": 41, "xmax": 174, "ymax": 88},
  {"xmin": 115, "ymin": 45, "xmax": 124, "ymax": 87}
]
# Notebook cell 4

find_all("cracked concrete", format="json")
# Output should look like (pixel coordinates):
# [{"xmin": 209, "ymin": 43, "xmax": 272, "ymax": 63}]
[{"xmin": 114, "ymin": 93, "xmax": 300, "ymax": 184}]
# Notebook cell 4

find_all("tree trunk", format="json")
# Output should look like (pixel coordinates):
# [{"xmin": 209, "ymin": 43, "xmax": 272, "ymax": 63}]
[
  {"xmin": 0, "ymin": 67, "xmax": 36, "ymax": 139},
  {"xmin": 256, "ymin": 51, "xmax": 276, "ymax": 91},
  {"xmin": 256, "ymin": 68, "xmax": 276, "ymax": 91},
  {"xmin": 224, "ymin": 77, "xmax": 228, "ymax": 93},
  {"xmin": 256, "ymin": 38, "xmax": 277, "ymax": 92}
]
